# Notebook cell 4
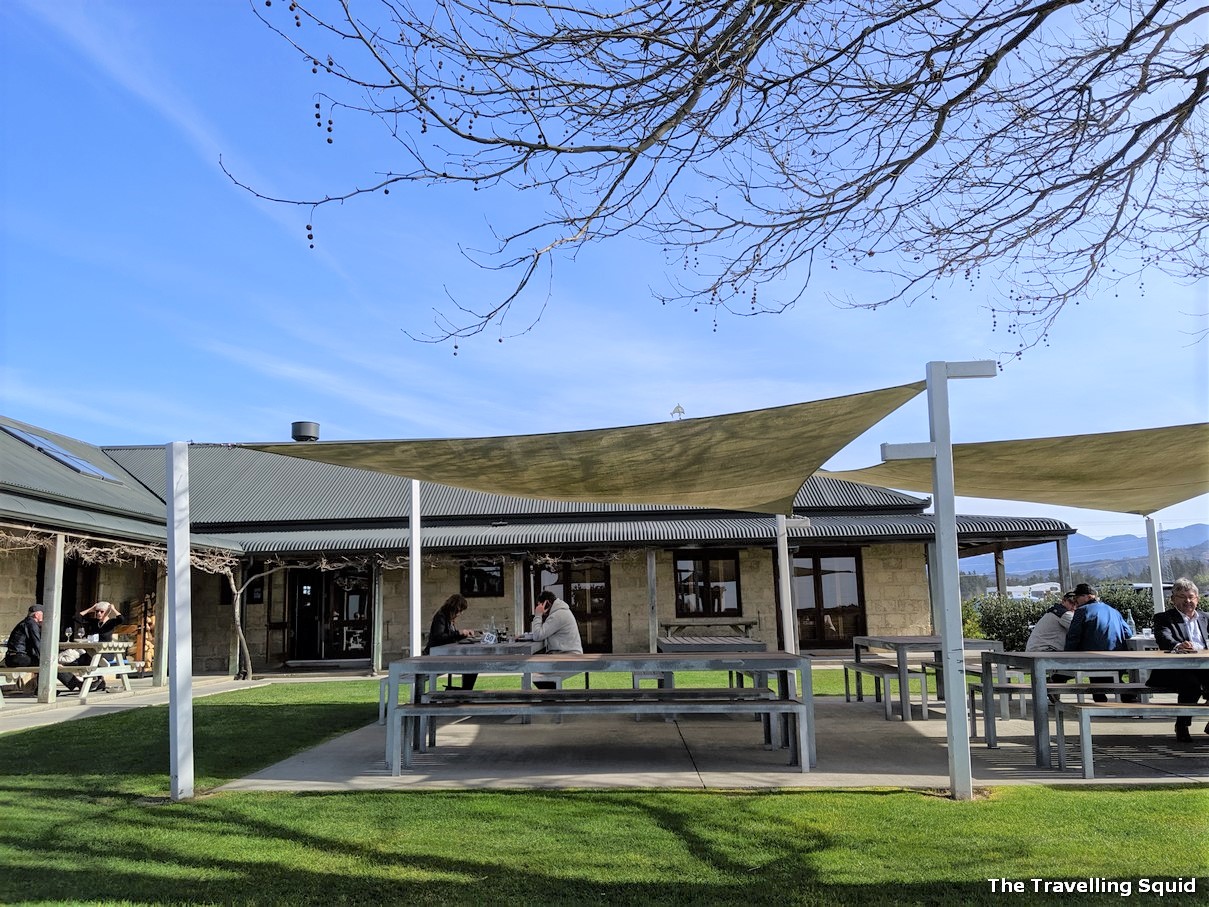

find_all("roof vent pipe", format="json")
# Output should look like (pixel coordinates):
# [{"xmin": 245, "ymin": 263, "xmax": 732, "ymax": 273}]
[{"xmin": 291, "ymin": 421, "xmax": 320, "ymax": 442}]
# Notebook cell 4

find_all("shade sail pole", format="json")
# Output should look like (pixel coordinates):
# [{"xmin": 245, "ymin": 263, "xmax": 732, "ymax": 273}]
[
  {"xmin": 166, "ymin": 441, "xmax": 194, "ymax": 801},
  {"xmin": 1145, "ymin": 517, "xmax": 1165, "ymax": 614},
  {"xmin": 410, "ymin": 479, "xmax": 422, "ymax": 656},
  {"xmin": 885, "ymin": 360, "xmax": 995, "ymax": 801},
  {"xmin": 775, "ymin": 515, "xmax": 797, "ymax": 653}
]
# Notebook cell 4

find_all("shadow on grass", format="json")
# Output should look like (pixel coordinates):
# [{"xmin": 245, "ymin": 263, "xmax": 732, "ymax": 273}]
[
  {"xmin": 0, "ymin": 786, "xmax": 1181, "ymax": 906},
  {"xmin": 0, "ymin": 699, "xmax": 378, "ymax": 793}
]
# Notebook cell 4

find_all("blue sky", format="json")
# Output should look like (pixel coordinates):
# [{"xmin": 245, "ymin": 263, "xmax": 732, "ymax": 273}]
[{"xmin": 2, "ymin": 1, "xmax": 1206, "ymax": 540}]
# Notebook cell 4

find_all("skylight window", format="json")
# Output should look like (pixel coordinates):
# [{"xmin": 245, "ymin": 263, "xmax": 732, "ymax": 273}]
[{"xmin": 2, "ymin": 425, "xmax": 123, "ymax": 483}]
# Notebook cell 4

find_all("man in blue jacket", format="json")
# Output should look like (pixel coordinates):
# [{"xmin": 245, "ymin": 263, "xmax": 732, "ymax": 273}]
[{"xmin": 1064, "ymin": 583, "xmax": 1133, "ymax": 702}]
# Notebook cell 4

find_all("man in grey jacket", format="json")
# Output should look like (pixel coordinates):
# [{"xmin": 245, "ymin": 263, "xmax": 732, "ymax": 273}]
[{"xmin": 531, "ymin": 591, "xmax": 583, "ymax": 689}]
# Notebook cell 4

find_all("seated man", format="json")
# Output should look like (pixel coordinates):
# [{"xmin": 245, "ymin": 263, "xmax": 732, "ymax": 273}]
[
  {"xmin": 530, "ymin": 591, "xmax": 584, "ymax": 689},
  {"xmin": 1147, "ymin": 578, "xmax": 1209, "ymax": 743},
  {"xmin": 1064, "ymin": 584, "xmax": 1135, "ymax": 702},
  {"xmin": 4, "ymin": 604, "xmax": 82, "ymax": 692}
]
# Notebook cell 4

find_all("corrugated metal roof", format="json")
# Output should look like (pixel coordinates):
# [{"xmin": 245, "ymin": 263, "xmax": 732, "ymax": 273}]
[
  {"xmin": 1, "ymin": 416, "xmax": 166, "ymax": 519},
  {"xmin": 0, "ymin": 491, "xmax": 239, "ymax": 550},
  {"xmin": 213, "ymin": 513, "xmax": 1071, "ymax": 555},
  {"xmin": 793, "ymin": 474, "xmax": 925, "ymax": 510},
  {"xmin": 103, "ymin": 443, "xmax": 929, "ymax": 525}
]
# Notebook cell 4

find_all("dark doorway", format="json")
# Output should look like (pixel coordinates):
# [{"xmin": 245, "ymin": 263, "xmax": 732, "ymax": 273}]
[{"xmin": 286, "ymin": 567, "xmax": 372, "ymax": 661}]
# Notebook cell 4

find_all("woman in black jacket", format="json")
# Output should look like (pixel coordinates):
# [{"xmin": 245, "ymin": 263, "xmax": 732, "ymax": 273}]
[{"xmin": 422, "ymin": 593, "xmax": 478, "ymax": 689}]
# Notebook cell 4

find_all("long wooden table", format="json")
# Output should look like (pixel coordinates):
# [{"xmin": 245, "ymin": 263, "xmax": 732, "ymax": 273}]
[
  {"xmin": 385, "ymin": 651, "xmax": 813, "ymax": 775},
  {"xmin": 980, "ymin": 649, "xmax": 1209, "ymax": 767},
  {"xmin": 852, "ymin": 635, "xmax": 1003, "ymax": 721}
]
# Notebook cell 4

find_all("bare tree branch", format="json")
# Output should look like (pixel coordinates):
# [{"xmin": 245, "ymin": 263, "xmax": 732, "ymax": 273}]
[{"xmin": 233, "ymin": 0, "xmax": 1208, "ymax": 352}]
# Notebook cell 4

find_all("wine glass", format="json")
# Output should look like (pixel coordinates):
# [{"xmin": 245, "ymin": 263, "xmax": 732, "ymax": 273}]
[{"xmin": 65, "ymin": 626, "xmax": 74, "ymax": 642}]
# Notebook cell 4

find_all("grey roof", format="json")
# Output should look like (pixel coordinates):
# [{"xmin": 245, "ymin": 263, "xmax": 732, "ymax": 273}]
[
  {"xmin": 1, "ymin": 415, "xmax": 165, "ymax": 520},
  {"xmin": 214, "ymin": 513, "xmax": 1071, "ymax": 555},
  {"xmin": 0, "ymin": 491, "xmax": 167, "ymax": 543},
  {"xmin": 0, "ymin": 416, "xmax": 168, "ymax": 536},
  {"xmin": 0, "ymin": 491, "xmax": 240, "ymax": 551}
]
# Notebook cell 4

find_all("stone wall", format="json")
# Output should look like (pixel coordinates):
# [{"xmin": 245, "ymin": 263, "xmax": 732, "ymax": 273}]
[
  {"xmin": 0, "ymin": 548, "xmax": 40, "ymax": 630},
  {"xmin": 860, "ymin": 542, "xmax": 933, "ymax": 635},
  {"xmin": 190, "ymin": 572, "xmax": 234, "ymax": 673},
  {"xmin": 188, "ymin": 542, "xmax": 935, "ymax": 670}
]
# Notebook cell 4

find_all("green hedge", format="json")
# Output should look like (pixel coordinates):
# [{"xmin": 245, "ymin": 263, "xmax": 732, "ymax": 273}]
[
  {"xmin": 967, "ymin": 582, "xmax": 1156, "ymax": 650},
  {"xmin": 967, "ymin": 593, "xmax": 1049, "ymax": 651}
]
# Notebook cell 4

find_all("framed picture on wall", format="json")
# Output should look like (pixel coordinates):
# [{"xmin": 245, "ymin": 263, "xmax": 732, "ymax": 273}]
[{"xmin": 460, "ymin": 563, "xmax": 504, "ymax": 597}]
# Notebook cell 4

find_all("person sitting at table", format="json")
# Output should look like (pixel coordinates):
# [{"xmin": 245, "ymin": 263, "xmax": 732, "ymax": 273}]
[
  {"xmin": 1028, "ymin": 591, "xmax": 1080, "ymax": 695},
  {"xmin": 79, "ymin": 600, "xmax": 123, "ymax": 641},
  {"xmin": 4, "ymin": 604, "xmax": 83, "ymax": 692},
  {"xmin": 1064, "ymin": 583, "xmax": 1135, "ymax": 702},
  {"xmin": 74, "ymin": 601, "xmax": 124, "ymax": 691},
  {"xmin": 530, "ymin": 591, "xmax": 584, "ymax": 689},
  {"xmin": 422, "ymin": 593, "xmax": 478, "ymax": 690},
  {"xmin": 1027, "ymin": 592, "xmax": 1079, "ymax": 652},
  {"xmin": 1146, "ymin": 578, "xmax": 1209, "ymax": 743}
]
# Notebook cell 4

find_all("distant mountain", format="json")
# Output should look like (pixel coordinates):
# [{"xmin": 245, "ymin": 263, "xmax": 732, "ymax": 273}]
[{"xmin": 962, "ymin": 523, "xmax": 1209, "ymax": 576}]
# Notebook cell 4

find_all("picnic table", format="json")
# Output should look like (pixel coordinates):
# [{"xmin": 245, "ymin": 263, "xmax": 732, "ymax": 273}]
[
  {"xmin": 851, "ymin": 635, "xmax": 1003, "ymax": 721},
  {"xmin": 385, "ymin": 651, "xmax": 813, "ymax": 775},
  {"xmin": 980, "ymin": 649, "xmax": 1209, "ymax": 767},
  {"xmin": 1, "ymin": 639, "xmax": 139, "ymax": 707}
]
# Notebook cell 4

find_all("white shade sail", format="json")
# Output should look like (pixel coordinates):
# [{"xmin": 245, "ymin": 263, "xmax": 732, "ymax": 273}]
[
  {"xmin": 823, "ymin": 422, "xmax": 1209, "ymax": 516},
  {"xmin": 242, "ymin": 382, "xmax": 925, "ymax": 515}
]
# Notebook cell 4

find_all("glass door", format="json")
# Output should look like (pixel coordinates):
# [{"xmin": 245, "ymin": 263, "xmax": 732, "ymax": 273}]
[
  {"xmin": 327, "ymin": 569, "xmax": 372, "ymax": 658},
  {"xmin": 793, "ymin": 551, "xmax": 866, "ymax": 648},
  {"xmin": 535, "ymin": 560, "xmax": 612, "ymax": 653}
]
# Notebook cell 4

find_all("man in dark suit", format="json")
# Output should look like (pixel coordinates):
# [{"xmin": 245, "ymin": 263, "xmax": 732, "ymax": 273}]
[{"xmin": 1147, "ymin": 578, "xmax": 1209, "ymax": 742}]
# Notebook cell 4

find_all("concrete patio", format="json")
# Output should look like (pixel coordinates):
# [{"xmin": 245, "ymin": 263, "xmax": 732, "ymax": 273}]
[{"xmin": 4, "ymin": 674, "xmax": 1205, "ymax": 791}]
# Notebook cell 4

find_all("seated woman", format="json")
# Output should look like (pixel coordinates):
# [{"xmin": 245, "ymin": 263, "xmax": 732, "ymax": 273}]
[
  {"xmin": 422, "ymin": 593, "xmax": 478, "ymax": 690},
  {"xmin": 73, "ymin": 601, "xmax": 124, "ymax": 692},
  {"xmin": 79, "ymin": 601, "xmax": 123, "ymax": 642}
]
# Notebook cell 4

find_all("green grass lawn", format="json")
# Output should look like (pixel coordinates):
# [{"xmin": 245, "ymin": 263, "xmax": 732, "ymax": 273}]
[{"xmin": 0, "ymin": 678, "xmax": 1204, "ymax": 906}]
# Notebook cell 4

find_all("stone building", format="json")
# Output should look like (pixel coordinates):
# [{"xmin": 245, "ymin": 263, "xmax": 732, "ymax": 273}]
[{"xmin": 2, "ymin": 414, "xmax": 1072, "ymax": 674}]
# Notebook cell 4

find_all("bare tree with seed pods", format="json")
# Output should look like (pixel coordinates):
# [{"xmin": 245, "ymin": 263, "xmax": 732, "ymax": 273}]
[{"xmin": 229, "ymin": 0, "xmax": 1209, "ymax": 357}]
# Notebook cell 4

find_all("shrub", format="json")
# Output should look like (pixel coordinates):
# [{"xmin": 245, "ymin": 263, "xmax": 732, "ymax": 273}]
[
  {"xmin": 961, "ymin": 599, "xmax": 984, "ymax": 639},
  {"xmin": 969, "ymin": 593, "xmax": 1048, "ymax": 651}
]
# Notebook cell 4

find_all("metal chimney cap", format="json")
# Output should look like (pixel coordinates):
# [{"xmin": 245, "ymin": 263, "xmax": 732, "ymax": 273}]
[{"xmin": 291, "ymin": 421, "xmax": 320, "ymax": 442}]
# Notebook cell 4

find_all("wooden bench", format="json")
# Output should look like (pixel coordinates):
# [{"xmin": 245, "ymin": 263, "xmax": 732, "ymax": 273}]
[
  {"xmin": 842, "ymin": 660, "xmax": 928, "ymax": 720},
  {"xmin": 971, "ymin": 681, "xmax": 1155, "ymax": 742},
  {"xmin": 922, "ymin": 659, "xmax": 1025, "ymax": 706},
  {"xmin": 392, "ymin": 692, "xmax": 808, "ymax": 774},
  {"xmin": 429, "ymin": 686, "xmax": 773, "ymax": 704},
  {"xmin": 0, "ymin": 661, "xmax": 139, "ymax": 707},
  {"xmin": 1054, "ymin": 701, "xmax": 1209, "ymax": 779}
]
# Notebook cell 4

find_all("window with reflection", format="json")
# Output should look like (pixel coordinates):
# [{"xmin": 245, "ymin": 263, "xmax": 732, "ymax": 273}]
[
  {"xmin": 674, "ymin": 550, "xmax": 742, "ymax": 617},
  {"xmin": 793, "ymin": 550, "xmax": 865, "ymax": 647}
]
